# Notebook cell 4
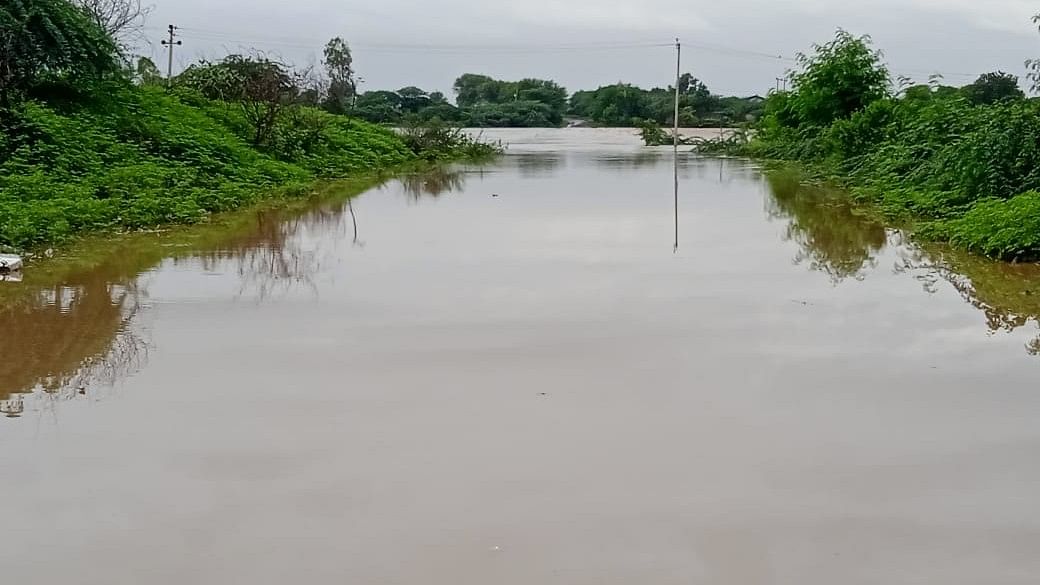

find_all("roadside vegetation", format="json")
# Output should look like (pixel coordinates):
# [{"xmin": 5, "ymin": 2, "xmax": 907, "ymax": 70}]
[
  {"xmin": 739, "ymin": 24, "xmax": 1040, "ymax": 261},
  {"xmin": 0, "ymin": 0, "xmax": 497, "ymax": 252}
]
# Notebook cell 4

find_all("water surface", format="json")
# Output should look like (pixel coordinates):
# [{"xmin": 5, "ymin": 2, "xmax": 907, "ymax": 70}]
[{"xmin": 3, "ymin": 128, "xmax": 1040, "ymax": 584}]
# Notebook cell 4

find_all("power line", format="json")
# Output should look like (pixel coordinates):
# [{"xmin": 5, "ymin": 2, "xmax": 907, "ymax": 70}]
[
  {"xmin": 157, "ymin": 25, "xmax": 997, "ymax": 81},
  {"xmin": 175, "ymin": 31, "xmax": 675, "ymax": 54}
]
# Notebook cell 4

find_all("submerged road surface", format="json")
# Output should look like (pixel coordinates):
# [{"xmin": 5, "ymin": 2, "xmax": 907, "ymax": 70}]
[{"xmin": 3, "ymin": 128, "xmax": 1040, "ymax": 584}]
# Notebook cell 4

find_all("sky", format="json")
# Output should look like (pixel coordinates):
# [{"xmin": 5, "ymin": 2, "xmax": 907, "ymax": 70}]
[{"xmin": 142, "ymin": 0, "xmax": 1040, "ymax": 99}]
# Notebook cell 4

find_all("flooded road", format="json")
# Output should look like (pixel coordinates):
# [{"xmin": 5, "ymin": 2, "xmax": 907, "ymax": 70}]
[{"xmin": 3, "ymin": 128, "xmax": 1040, "ymax": 584}]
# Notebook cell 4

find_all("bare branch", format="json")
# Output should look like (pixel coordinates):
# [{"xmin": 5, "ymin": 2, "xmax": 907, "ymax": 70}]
[{"xmin": 73, "ymin": 0, "xmax": 153, "ymax": 47}]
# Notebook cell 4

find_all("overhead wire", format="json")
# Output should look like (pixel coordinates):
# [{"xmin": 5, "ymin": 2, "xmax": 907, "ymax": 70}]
[{"xmin": 157, "ymin": 25, "xmax": 997, "ymax": 81}]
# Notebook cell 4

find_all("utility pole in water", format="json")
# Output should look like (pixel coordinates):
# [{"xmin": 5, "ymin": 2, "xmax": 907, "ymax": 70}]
[
  {"xmin": 673, "ymin": 38, "xmax": 681, "ymax": 253},
  {"xmin": 161, "ymin": 25, "xmax": 182, "ymax": 86}
]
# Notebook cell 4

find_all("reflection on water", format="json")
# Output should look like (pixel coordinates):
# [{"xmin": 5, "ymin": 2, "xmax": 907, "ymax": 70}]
[
  {"xmin": 397, "ymin": 167, "xmax": 467, "ymax": 200},
  {"xmin": 514, "ymin": 152, "xmax": 564, "ymax": 177},
  {"xmin": 0, "ymin": 171, "xmax": 475, "ymax": 417},
  {"xmin": 7, "ymin": 137, "xmax": 1040, "ymax": 583},
  {"xmin": 765, "ymin": 170, "xmax": 889, "ymax": 282},
  {"xmin": 0, "ymin": 267, "xmax": 147, "ymax": 412},
  {"xmin": 762, "ymin": 166, "xmax": 1040, "ymax": 354},
  {"xmin": 895, "ymin": 244, "xmax": 1040, "ymax": 354},
  {"xmin": 5, "ymin": 156, "xmax": 1040, "ymax": 418},
  {"xmin": 594, "ymin": 150, "xmax": 663, "ymax": 169}
]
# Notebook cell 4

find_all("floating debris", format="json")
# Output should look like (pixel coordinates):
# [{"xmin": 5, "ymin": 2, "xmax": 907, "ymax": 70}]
[{"xmin": 0, "ymin": 254, "xmax": 23, "ymax": 282}]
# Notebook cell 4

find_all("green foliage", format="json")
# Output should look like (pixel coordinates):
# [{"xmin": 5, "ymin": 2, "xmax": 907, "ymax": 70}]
[
  {"xmin": 961, "ymin": 71, "xmax": 1024, "ymax": 106},
  {"xmin": 132, "ymin": 56, "xmax": 162, "ymax": 85},
  {"xmin": 570, "ymin": 79, "xmax": 763, "ymax": 127},
  {"xmin": 322, "ymin": 37, "xmax": 355, "ymax": 114},
  {"xmin": 463, "ymin": 100, "xmax": 556, "ymax": 127},
  {"xmin": 353, "ymin": 81, "xmax": 564, "ymax": 127},
  {"xmin": 749, "ymin": 25, "xmax": 1040, "ymax": 260},
  {"xmin": 175, "ymin": 54, "xmax": 298, "ymax": 145},
  {"xmin": 926, "ymin": 193, "xmax": 1040, "ymax": 260},
  {"xmin": 638, "ymin": 120, "xmax": 672, "ymax": 146},
  {"xmin": 398, "ymin": 119, "xmax": 502, "ymax": 161},
  {"xmin": 0, "ymin": 0, "xmax": 120, "ymax": 103},
  {"xmin": 0, "ymin": 81, "xmax": 488, "ymax": 250},
  {"xmin": 781, "ymin": 30, "xmax": 889, "ymax": 129},
  {"xmin": 451, "ymin": 73, "xmax": 567, "ymax": 125}
]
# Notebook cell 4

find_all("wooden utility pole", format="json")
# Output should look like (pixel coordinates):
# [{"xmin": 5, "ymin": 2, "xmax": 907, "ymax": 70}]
[
  {"xmin": 673, "ymin": 38, "xmax": 681, "ymax": 252},
  {"xmin": 161, "ymin": 25, "xmax": 182, "ymax": 86}
]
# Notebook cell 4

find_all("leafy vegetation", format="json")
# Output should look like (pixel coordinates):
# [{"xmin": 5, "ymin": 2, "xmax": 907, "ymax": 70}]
[
  {"xmin": 571, "ymin": 77, "xmax": 765, "ymax": 127},
  {"xmin": 351, "ymin": 74, "xmax": 567, "ymax": 127},
  {"xmin": 0, "ymin": 0, "xmax": 498, "ymax": 251},
  {"xmin": 0, "ymin": 0, "xmax": 120, "ymax": 105},
  {"xmin": 350, "ymin": 73, "xmax": 764, "ymax": 128},
  {"xmin": 745, "ymin": 26, "xmax": 1040, "ymax": 261}
]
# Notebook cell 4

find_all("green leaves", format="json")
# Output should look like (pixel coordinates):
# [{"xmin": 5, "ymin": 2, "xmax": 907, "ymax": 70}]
[
  {"xmin": 0, "ymin": 85, "xmax": 419, "ymax": 250},
  {"xmin": 752, "ymin": 26, "xmax": 1040, "ymax": 261},
  {"xmin": 779, "ymin": 30, "xmax": 890, "ymax": 130},
  {"xmin": 0, "ymin": 0, "xmax": 120, "ymax": 102}
]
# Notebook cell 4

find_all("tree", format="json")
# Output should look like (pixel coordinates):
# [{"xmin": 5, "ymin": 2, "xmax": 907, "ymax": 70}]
[
  {"xmin": 397, "ymin": 86, "xmax": 430, "ymax": 113},
  {"xmin": 353, "ymin": 90, "xmax": 403, "ymax": 123},
  {"xmin": 786, "ymin": 30, "xmax": 889, "ymax": 128},
  {"xmin": 570, "ymin": 83, "xmax": 653, "ymax": 125},
  {"xmin": 322, "ymin": 37, "xmax": 355, "ymax": 114},
  {"xmin": 453, "ymin": 73, "xmax": 496, "ymax": 107},
  {"xmin": 72, "ymin": 0, "xmax": 151, "ymax": 46},
  {"xmin": 962, "ymin": 71, "xmax": 1024, "ymax": 105},
  {"xmin": 177, "ymin": 55, "xmax": 297, "ymax": 145},
  {"xmin": 133, "ymin": 56, "xmax": 162, "ymax": 85},
  {"xmin": 0, "ymin": 0, "xmax": 120, "ymax": 105}
]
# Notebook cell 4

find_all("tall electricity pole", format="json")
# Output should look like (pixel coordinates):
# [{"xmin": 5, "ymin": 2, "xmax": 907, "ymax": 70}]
[
  {"xmin": 161, "ymin": 25, "xmax": 182, "ymax": 86},
  {"xmin": 673, "ymin": 38, "xmax": 681, "ymax": 150},
  {"xmin": 673, "ymin": 38, "xmax": 681, "ymax": 253}
]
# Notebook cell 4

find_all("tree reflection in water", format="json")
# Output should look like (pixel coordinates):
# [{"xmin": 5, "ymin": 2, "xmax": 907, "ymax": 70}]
[
  {"xmin": 0, "ymin": 269, "xmax": 147, "ymax": 416},
  {"xmin": 0, "ymin": 194, "xmax": 352, "ymax": 419},
  {"xmin": 515, "ymin": 153, "xmax": 564, "ymax": 177},
  {"xmin": 397, "ymin": 167, "xmax": 467, "ymax": 201},
  {"xmin": 764, "ymin": 167, "xmax": 1040, "ymax": 355},
  {"xmin": 895, "ymin": 243, "xmax": 1040, "ymax": 355},
  {"xmin": 764, "ymin": 170, "xmax": 889, "ymax": 282}
]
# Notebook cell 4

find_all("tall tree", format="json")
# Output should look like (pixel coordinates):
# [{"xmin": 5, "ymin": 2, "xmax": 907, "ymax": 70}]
[
  {"xmin": 786, "ymin": 30, "xmax": 889, "ymax": 127},
  {"xmin": 322, "ymin": 37, "xmax": 355, "ymax": 114}
]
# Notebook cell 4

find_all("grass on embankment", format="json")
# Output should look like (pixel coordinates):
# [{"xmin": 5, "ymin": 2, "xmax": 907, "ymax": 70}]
[
  {"xmin": 738, "ymin": 30, "xmax": 1040, "ymax": 262},
  {"xmin": 747, "ymin": 95, "xmax": 1040, "ymax": 262},
  {"xmin": 0, "ymin": 84, "xmax": 491, "ymax": 252}
]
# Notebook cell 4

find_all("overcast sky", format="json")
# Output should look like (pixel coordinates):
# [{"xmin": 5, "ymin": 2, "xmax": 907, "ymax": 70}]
[{"xmin": 144, "ymin": 0, "xmax": 1040, "ymax": 98}]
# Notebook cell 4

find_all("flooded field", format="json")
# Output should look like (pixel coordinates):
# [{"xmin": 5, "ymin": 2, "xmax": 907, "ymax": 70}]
[{"xmin": 3, "ymin": 128, "xmax": 1040, "ymax": 584}]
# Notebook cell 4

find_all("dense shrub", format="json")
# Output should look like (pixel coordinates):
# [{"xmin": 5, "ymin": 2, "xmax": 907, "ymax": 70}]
[
  {"xmin": 747, "ymin": 29, "xmax": 1040, "ymax": 260},
  {"xmin": 0, "ymin": 84, "xmax": 433, "ymax": 250}
]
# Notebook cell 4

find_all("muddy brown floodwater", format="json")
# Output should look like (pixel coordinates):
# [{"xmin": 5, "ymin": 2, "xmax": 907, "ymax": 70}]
[{"xmin": 3, "ymin": 128, "xmax": 1040, "ymax": 584}]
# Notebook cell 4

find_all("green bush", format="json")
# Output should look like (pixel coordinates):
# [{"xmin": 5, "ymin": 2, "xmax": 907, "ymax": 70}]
[
  {"xmin": 926, "ymin": 193, "xmax": 1040, "ymax": 260},
  {"xmin": 746, "ymin": 28, "xmax": 1040, "ymax": 260}
]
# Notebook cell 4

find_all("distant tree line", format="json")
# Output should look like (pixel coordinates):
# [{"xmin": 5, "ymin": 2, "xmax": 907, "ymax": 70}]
[{"xmin": 347, "ymin": 72, "xmax": 765, "ymax": 128}]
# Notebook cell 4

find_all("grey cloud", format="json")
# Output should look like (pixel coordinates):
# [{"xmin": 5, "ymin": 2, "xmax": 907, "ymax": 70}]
[{"xmin": 145, "ymin": 0, "xmax": 1040, "ymax": 97}]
